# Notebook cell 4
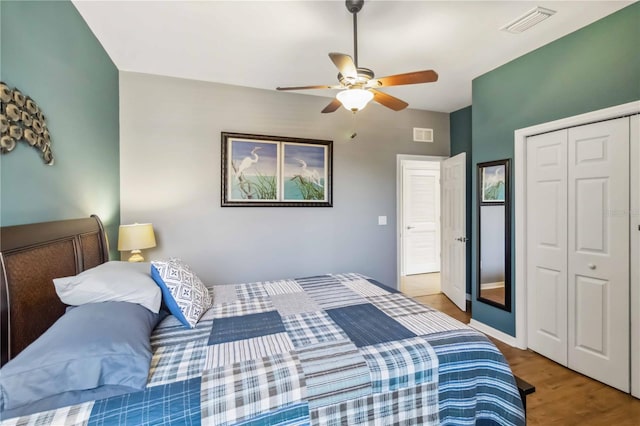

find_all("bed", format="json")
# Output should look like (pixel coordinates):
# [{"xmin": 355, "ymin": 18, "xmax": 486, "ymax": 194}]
[{"xmin": 0, "ymin": 216, "xmax": 525, "ymax": 425}]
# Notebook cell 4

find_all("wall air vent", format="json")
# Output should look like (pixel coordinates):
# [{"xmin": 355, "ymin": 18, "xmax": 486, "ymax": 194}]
[
  {"xmin": 501, "ymin": 6, "xmax": 556, "ymax": 34},
  {"xmin": 413, "ymin": 128, "xmax": 434, "ymax": 143}
]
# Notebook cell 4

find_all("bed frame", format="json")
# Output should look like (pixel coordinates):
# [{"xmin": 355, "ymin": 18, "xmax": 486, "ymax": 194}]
[{"xmin": 0, "ymin": 215, "xmax": 109, "ymax": 366}]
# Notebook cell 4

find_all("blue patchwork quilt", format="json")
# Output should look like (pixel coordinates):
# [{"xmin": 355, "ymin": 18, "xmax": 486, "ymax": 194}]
[{"xmin": 3, "ymin": 273, "xmax": 525, "ymax": 425}]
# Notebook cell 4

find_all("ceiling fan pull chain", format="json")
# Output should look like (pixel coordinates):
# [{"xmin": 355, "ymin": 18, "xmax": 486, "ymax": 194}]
[{"xmin": 350, "ymin": 112, "xmax": 358, "ymax": 140}]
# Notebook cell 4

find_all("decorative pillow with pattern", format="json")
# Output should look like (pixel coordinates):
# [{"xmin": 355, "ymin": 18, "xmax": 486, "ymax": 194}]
[{"xmin": 150, "ymin": 259, "xmax": 212, "ymax": 328}]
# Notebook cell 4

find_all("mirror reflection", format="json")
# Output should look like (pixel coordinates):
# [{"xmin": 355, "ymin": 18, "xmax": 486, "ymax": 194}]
[{"xmin": 477, "ymin": 159, "xmax": 511, "ymax": 311}]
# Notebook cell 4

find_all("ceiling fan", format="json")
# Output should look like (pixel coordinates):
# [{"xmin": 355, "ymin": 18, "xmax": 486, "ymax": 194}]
[{"xmin": 276, "ymin": 0, "xmax": 438, "ymax": 114}]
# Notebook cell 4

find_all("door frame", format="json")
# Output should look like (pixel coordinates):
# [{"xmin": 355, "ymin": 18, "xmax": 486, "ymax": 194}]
[
  {"xmin": 631, "ymin": 114, "xmax": 639, "ymax": 398},
  {"xmin": 396, "ymin": 154, "xmax": 446, "ymax": 288},
  {"xmin": 513, "ymin": 100, "xmax": 640, "ymax": 349}
]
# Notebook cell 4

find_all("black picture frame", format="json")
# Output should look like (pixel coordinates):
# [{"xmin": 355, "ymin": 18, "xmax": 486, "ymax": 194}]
[{"xmin": 221, "ymin": 132, "xmax": 333, "ymax": 207}]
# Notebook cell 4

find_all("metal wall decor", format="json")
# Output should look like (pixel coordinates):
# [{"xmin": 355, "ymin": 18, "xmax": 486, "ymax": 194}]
[{"xmin": 0, "ymin": 82, "xmax": 54, "ymax": 165}]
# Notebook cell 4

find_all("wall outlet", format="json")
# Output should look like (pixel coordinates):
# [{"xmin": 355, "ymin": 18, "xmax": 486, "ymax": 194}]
[{"xmin": 378, "ymin": 216, "xmax": 387, "ymax": 225}]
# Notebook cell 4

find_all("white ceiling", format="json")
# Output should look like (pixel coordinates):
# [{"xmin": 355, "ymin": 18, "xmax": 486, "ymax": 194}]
[{"xmin": 72, "ymin": 0, "xmax": 633, "ymax": 113}]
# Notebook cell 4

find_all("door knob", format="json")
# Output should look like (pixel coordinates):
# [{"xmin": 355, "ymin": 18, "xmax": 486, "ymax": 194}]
[{"xmin": 588, "ymin": 263, "xmax": 596, "ymax": 270}]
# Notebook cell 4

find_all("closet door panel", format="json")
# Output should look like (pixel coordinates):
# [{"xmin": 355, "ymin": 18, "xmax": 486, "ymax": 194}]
[
  {"xmin": 574, "ymin": 275, "xmax": 608, "ymax": 354},
  {"xmin": 526, "ymin": 129, "xmax": 568, "ymax": 365},
  {"xmin": 568, "ymin": 117, "xmax": 630, "ymax": 392}
]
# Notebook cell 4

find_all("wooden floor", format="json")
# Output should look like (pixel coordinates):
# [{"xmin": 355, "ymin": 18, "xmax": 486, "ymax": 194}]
[
  {"xmin": 414, "ymin": 293, "xmax": 640, "ymax": 426},
  {"xmin": 400, "ymin": 273, "xmax": 441, "ymax": 297}
]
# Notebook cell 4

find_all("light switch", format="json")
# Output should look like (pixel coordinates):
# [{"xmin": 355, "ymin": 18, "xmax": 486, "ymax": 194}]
[{"xmin": 378, "ymin": 216, "xmax": 387, "ymax": 226}]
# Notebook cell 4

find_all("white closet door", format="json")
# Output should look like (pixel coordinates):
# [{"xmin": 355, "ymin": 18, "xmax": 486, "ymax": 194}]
[
  {"xmin": 526, "ymin": 129, "xmax": 568, "ymax": 365},
  {"xmin": 567, "ymin": 117, "xmax": 629, "ymax": 392}
]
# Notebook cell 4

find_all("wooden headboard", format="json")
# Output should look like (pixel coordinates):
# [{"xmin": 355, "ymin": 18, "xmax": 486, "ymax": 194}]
[{"xmin": 0, "ymin": 215, "xmax": 109, "ymax": 366}]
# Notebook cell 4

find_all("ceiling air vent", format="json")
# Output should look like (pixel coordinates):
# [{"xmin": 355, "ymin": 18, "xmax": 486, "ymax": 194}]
[
  {"xmin": 501, "ymin": 7, "xmax": 556, "ymax": 34},
  {"xmin": 413, "ymin": 128, "xmax": 434, "ymax": 143}
]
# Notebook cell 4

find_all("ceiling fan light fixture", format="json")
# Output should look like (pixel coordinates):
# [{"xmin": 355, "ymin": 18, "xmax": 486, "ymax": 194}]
[{"xmin": 336, "ymin": 88, "xmax": 373, "ymax": 112}]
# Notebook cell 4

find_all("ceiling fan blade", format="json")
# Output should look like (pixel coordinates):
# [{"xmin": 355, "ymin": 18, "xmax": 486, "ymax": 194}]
[
  {"xmin": 370, "ymin": 89, "xmax": 409, "ymax": 111},
  {"xmin": 329, "ymin": 52, "xmax": 357, "ymax": 80},
  {"xmin": 369, "ymin": 70, "xmax": 438, "ymax": 88},
  {"xmin": 276, "ymin": 84, "xmax": 337, "ymax": 91},
  {"xmin": 321, "ymin": 98, "xmax": 342, "ymax": 114}
]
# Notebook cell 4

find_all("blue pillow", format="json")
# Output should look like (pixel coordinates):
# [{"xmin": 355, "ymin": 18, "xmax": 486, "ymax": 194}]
[
  {"xmin": 151, "ymin": 259, "xmax": 212, "ymax": 329},
  {"xmin": 0, "ymin": 301, "xmax": 161, "ymax": 418}
]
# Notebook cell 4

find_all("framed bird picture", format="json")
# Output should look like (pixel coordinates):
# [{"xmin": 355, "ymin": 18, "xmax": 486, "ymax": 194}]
[{"xmin": 221, "ymin": 132, "xmax": 333, "ymax": 207}]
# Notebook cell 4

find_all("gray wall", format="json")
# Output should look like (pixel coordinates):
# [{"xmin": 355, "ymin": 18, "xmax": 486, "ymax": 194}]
[{"xmin": 119, "ymin": 72, "xmax": 449, "ymax": 287}]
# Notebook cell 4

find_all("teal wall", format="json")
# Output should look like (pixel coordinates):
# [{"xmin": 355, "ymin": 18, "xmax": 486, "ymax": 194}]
[
  {"xmin": 471, "ymin": 3, "xmax": 640, "ymax": 335},
  {"xmin": 0, "ymin": 1, "xmax": 120, "ymax": 258},
  {"xmin": 450, "ymin": 105, "xmax": 472, "ymax": 296}
]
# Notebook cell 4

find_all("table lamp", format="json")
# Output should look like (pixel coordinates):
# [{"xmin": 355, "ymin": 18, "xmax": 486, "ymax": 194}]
[{"xmin": 118, "ymin": 223, "xmax": 156, "ymax": 262}]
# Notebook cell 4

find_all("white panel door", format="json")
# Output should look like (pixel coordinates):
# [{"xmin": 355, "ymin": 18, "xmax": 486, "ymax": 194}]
[
  {"xmin": 440, "ymin": 153, "xmax": 467, "ymax": 311},
  {"xmin": 402, "ymin": 165, "xmax": 440, "ymax": 275},
  {"xmin": 526, "ymin": 129, "xmax": 569, "ymax": 365},
  {"xmin": 567, "ymin": 117, "xmax": 630, "ymax": 392},
  {"xmin": 630, "ymin": 114, "xmax": 639, "ymax": 399}
]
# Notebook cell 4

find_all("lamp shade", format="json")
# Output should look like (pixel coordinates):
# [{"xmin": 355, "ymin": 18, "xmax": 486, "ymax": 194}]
[
  {"xmin": 118, "ymin": 223, "xmax": 156, "ymax": 251},
  {"xmin": 336, "ymin": 88, "xmax": 374, "ymax": 112}
]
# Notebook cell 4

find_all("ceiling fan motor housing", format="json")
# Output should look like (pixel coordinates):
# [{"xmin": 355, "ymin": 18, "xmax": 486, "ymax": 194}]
[{"xmin": 338, "ymin": 67, "xmax": 374, "ymax": 87}]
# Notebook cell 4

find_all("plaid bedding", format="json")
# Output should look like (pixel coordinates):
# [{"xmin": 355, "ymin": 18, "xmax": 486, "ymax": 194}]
[{"xmin": 2, "ymin": 273, "xmax": 525, "ymax": 425}]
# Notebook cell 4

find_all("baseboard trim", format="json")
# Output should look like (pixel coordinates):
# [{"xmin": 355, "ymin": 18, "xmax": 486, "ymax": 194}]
[{"xmin": 470, "ymin": 319, "xmax": 519, "ymax": 347}]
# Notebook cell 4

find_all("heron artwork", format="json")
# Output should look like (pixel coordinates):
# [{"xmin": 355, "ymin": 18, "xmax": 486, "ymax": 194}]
[
  {"xmin": 288, "ymin": 158, "xmax": 324, "ymax": 201},
  {"xmin": 294, "ymin": 158, "xmax": 323, "ymax": 188},
  {"xmin": 231, "ymin": 145, "xmax": 277, "ymax": 200},
  {"xmin": 235, "ymin": 146, "xmax": 261, "ymax": 179}
]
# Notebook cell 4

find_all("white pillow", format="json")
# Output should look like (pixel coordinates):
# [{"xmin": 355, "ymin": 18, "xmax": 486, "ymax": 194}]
[
  {"xmin": 150, "ymin": 258, "xmax": 212, "ymax": 328},
  {"xmin": 53, "ymin": 261, "xmax": 162, "ymax": 313}
]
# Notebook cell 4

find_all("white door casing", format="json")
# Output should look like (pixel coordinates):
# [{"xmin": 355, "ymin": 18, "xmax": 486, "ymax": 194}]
[
  {"xmin": 402, "ymin": 162, "xmax": 440, "ymax": 275},
  {"xmin": 630, "ymin": 114, "xmax": 639, "ymax": 399},
  {"xmin": 441, "ymin": 153, "xmax": 467, "ymax": 311},
  {"xmin": 526, "ymin": 129, "xmax": 569, "ymax": 365},
  {"xmin": 513, "ymin": 101, "xmax": 640, "ymax": 397}
]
